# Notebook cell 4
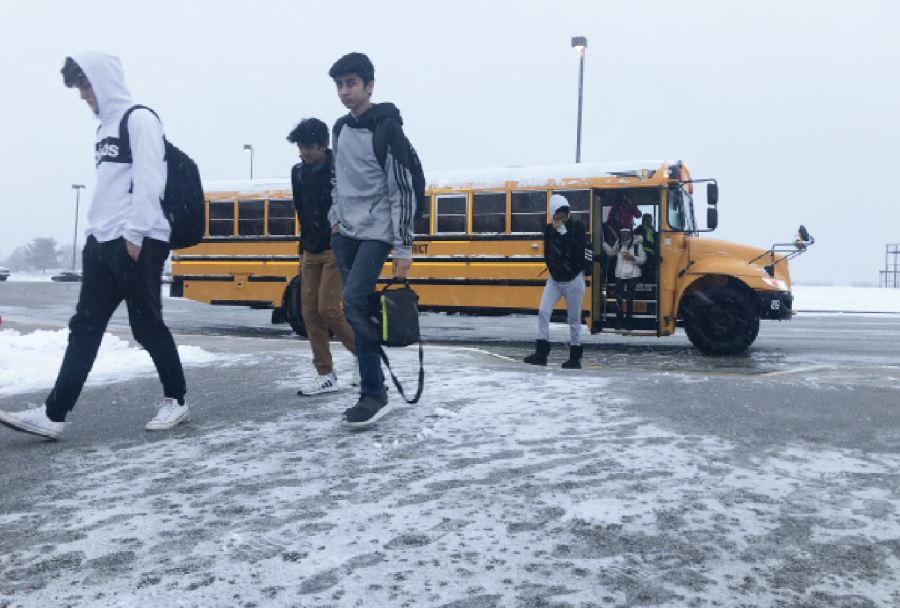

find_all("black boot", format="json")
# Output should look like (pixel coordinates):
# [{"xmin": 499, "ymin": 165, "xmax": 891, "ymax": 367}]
[
  {"xmin": 524, "ymin": 339, "xmax": 551, "ymax": 366},
  {"xmin": 561, "ymin": 345, "xmax": 583, "ymax": 369}
]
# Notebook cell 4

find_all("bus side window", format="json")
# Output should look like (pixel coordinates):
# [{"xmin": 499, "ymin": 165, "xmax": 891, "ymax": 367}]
[
  {"xmin": 472, "ymin": 192, "xmax": 506, "ymax": 233},
  {"xmin": 435, "ymin": 194, "xmax": 468, "ymax": 234},
  {"xmin": 510, "ymin": 191, "xmax": 547, "ymax": 233},
  {"xmin": 238, "ymin": 200, "xmax": 266, "ymax": 237},
  {"xmin": 414, "ymin": 194, "xmax": 431, "ymax": 236},
  {"xmin": 267, "ymin": 199, "xmax": 297, "ymax": 236},
  {"xmin": 208, "ymin": 200, "xmax": 236, "ymax": 237}
]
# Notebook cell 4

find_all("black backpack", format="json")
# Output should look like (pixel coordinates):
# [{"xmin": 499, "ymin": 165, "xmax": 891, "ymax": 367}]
[
  {"xmin": 372, "ymin": 120, "xmax": 428, "ymax": 220},
  {"xmin": 119, "ymin": 105, "xmax": 206, "ymax": 250},
  {"xmin": 369, "ymin": 281, "xmax": 424, "ymax": 404}
]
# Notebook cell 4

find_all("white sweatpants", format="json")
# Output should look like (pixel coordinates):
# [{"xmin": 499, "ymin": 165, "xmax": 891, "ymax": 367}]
[{"xmin": 537, "ymin": 273, "xmax": 585, "ymax": 346}]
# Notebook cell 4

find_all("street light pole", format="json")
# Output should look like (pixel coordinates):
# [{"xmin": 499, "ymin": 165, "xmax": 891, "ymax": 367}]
[
  {"xmin": 71, "ymin": 184, "xmax": 85, "ymax": 271},
  {"xmin": 571, "ymin": 36, "xmax": 588, "ymax": 163},
  {"xmin": 244, "ymin": 144, "xmax": 254, "ymax": 179}
]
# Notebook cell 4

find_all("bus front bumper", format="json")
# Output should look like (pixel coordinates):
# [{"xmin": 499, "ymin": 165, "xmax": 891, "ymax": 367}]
[{"xmin": 757, "ymin": 290, "xmax": 793, "ymax": 320}]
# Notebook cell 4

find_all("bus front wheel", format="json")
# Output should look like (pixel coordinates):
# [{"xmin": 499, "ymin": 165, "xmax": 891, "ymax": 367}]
[
  {"xmin": 682, "ymin": 286, "xmax": 759, "ymax": 355},
  {"xmin": 281, "ymin": 276, "xmax": 308, "ymax": 338}
]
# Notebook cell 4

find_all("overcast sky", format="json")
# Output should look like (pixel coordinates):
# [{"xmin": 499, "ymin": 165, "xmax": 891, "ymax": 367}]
[{"xmin": 1, "ymin": 0, "xmax": 897, "ymax": 284}]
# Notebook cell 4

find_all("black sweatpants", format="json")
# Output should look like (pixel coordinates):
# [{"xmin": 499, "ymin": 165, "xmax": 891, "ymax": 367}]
[{"xmin": 45, "ymin": 236, "xmax": 186, "ymax": 422}]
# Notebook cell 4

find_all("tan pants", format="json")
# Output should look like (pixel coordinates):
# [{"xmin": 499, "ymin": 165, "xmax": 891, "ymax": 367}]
[{"xmin": 301, "ymin": 249, "xmax": 356, "ymax": 375}]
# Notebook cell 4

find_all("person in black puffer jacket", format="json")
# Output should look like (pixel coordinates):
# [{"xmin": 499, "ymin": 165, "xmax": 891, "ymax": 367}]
[{"xmin": 523, "ymin": 194, "xmax": 592, "ymax": 369}]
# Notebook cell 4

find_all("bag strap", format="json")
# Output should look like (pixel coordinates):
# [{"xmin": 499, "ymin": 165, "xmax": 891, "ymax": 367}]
[
  {"xmin": 378, "ymin": 343, "xmax": 424, "ymax": 405},
  {"xmin": 118, "ymin": 104, "xmax": 160, "ymax": 162}
]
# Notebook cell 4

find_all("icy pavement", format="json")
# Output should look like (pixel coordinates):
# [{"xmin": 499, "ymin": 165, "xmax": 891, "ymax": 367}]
[{"xmin": 0, "ymin": 346, "xmax": 898, "ymax": 607}]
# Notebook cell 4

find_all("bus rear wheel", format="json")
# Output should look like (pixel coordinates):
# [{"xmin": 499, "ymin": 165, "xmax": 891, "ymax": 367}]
[
  {"xmin": 281, "ymin": 276, "xmax": 308, "ymax": 338},
  {"xmin": 682, "ymin": 286, "xmax": 759, "ymax": 355}
]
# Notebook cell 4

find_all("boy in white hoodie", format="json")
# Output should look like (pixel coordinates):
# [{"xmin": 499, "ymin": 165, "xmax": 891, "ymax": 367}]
[{"xmin": 0, "ymin": 52, "xmax": 188, "ymax": 440}]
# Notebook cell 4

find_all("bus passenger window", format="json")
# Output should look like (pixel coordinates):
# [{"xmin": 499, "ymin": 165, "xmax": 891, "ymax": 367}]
[
  {"xmin": 414, "ymin": 195, "xmax": 431, "ymax": 236},
  {"xmin": 510, "ymin": 191, "xmax": 547, "ymax": 233},
  {"xmin": 238, "ymin": 200, "xmax": 266, "ymax": 237},
  {"xmin": 472, "ymin": 192, "xmax": 506, "ymax": 233},
  {"xmin": 553, "ymin": 189, "xmax": 590, "ymax": 231},
  {"xmin": 435, "ymin": 194, "xmax": 468, "ymax": 234},
  {"xmin": 267, "ymin": 199, "xmax": 296, "ymax": 236},
  {"xmin": 208, "ymin": 200, "xmax": 235, "ymax": 237}
]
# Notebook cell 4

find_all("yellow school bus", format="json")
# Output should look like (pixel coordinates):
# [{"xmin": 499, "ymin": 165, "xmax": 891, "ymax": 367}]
[{"xmin": 170, "ymin": 160, "xmax": 812, "ymax": 354}]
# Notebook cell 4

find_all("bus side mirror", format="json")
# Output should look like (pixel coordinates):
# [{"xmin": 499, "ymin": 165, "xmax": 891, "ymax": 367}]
[
  {"xmin": 799, "ymin": 225, "xmax": 810, "ymax": 241},
  {"xmin": 707, "ymin": 182, "xmax": 719, "ymax": 206},
  {"xmin": 707, "ymin": 207, "xmax": 718, "ymax": 231}
]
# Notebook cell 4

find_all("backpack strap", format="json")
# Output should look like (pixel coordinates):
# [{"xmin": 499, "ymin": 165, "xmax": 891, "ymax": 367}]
[
  {"xmin": 372, "ymin": 117, "xmax": 391, "ymax": 173},
  {"xmin": 117, "ymin": 104, "xmax": 161, "ymax": 163},
  {"xmin": 378, "ymin": 344, "xmax": 424, "ymax": 405}
]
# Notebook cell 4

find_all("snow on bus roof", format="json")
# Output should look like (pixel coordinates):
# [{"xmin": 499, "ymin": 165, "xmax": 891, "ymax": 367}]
[
  {"xmin": 426, "ymin": 160, "xmax": 675, "ymax": 189},
  {"xmin": 202, "ymin": 160, "xmax": 676, "ymax": 195}
]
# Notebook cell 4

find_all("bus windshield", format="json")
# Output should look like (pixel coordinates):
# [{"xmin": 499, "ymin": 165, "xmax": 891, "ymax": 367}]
[{"xmin": 667, "ymin": 185, "xmax": 696, "ymax": 233}]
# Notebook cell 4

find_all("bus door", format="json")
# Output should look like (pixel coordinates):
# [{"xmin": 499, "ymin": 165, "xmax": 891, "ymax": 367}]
[{"xmin": 590, "ymin": 188, "xmax": 661, "ymax": 334}]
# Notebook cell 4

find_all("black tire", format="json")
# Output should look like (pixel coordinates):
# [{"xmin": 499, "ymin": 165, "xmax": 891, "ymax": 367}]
[
  {"xmin": 281, "ymin": 275, "xmax": 308, "ymax": 338},
  {"xmin": 682, "ymin": 286, "xmax": 759, "ymax": 355}
]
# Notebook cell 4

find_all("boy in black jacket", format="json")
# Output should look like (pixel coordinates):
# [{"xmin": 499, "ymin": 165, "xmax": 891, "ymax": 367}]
[
  {"xmin": 524, "ymin": 194, "xmax": 592, "ymax": 369},
  {"xmin": 287, "ymin": 118, "xmax": 357, "ymax": 395}
]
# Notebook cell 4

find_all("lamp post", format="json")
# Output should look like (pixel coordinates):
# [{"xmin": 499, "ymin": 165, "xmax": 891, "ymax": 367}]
[
  {"xmin": 71, "ymin": 184, "xmax": 85, "ymax": 271},
  {"xmin": 244, "ymin": 144, "xmax": 254, "ymax": 179},
  {"xmin": 571, "ymin": 36, "xmax": 587, "ymax": 163}
]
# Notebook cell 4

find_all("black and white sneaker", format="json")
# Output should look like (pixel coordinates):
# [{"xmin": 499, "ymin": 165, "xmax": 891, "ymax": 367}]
[
  {"xmin": 341, "ymin": 393, "xmax": 392, "ymax": 429},
  {"xmin": 298, "ymin": 373, "xmax": 339, "ymax": 396}
]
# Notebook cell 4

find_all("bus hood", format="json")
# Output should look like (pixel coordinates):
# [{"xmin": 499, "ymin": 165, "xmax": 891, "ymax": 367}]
[{"xmin": 686, "ymin": 237, "xmax": 791, "ymax": 285}]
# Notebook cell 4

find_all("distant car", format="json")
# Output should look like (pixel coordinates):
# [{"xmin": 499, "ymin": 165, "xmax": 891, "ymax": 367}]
[
  {"xmin": 0, "ymin": 267, "xmax": 9, "ymax": 281},
  {"xmin": 51, "ymin": 271, "xmax": 82, "ymax": 282}
]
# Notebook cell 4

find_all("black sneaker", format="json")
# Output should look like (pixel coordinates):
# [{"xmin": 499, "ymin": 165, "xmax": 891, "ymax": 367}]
[{"xmin": 341, "ymin": 393, "xmax": 392, "ymax": 429}]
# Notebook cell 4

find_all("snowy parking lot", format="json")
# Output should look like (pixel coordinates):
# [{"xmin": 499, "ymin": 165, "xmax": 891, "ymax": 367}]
[{"xmin": 0, "ymin": 283, "xmax": 899, "ymax": 607}]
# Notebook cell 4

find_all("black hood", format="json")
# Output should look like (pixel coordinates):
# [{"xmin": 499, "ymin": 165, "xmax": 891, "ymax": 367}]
[{"xmin": 351, "ymin": 102, "xmax": 403, "ymax": 129}]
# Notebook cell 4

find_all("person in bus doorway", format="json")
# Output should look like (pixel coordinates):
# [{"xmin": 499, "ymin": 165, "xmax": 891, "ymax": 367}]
[
  {"xmin": 0, "ymin": 53, "xmax": 188, "ymax": 441},
  {"xmin": 327, "ymin": 52, "xmax": 417, "ymax": 429},
  {"xmin": 605, "ymin": 192, "xmax": 641, "ymax": 237},
  {"xmin": 634, "ymin": 213, "xmax": 658, "ymax": 284},
  {"xmin": 603, "ymin": 226, "xmax": 647, "ymax": 331},
  {"xmin": 287, "ymin": 118, "xmax": 360, "ymax": 396},
  {"xmin": 524, "ymin": 195, "xmax": 592, "ymax": 369}
]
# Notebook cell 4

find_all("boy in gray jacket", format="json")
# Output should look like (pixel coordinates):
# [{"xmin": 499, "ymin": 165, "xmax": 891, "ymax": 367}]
[{"xmin": 327, "ymin": 52, "xmax": 417, "ymax": 429}]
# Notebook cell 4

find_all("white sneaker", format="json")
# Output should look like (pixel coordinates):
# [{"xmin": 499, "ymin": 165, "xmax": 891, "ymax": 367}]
[
  {"xmin": 351, "ymin": 358, "xmax": 361, "ymax": 387},
  {"xmin": 146, "ymin": 398, "xmax": 190, "ymax": 431},
  {"xmin": 297, "ymin": 373, "xmax": 339, "ymax": 396},
  {"xmin": 0, "ymin": 405, "xmax": 65, "ymax": 440}
]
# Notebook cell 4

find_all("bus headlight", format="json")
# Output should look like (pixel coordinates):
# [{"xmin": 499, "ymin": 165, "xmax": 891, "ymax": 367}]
[{"xmin": 761, "ymin": 277, "xmax": 788, "ymax": 291}]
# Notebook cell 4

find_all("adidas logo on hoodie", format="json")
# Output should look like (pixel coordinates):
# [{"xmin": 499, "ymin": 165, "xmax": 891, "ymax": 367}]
[{"xmin": 95, "ymin": 137, "xmax": 122, "ymax": 166}]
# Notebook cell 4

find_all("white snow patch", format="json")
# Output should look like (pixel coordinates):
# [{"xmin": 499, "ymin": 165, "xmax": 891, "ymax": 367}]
[
  {"xmin": 792, "ymin": 285, "xmax": 900, "ymax": 313},
  {"xmin": 0, "ymin": 329, "xmax": 229, "ymax": 396}
]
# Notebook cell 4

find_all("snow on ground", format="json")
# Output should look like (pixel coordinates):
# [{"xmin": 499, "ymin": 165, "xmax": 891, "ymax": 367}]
[
  {"xmin": 792, "ymin": 285, "xmax": 900, "ymax": 313},
  {"xmin": 3, "ymin": 271, "xmax": 55, "ymax": 282},
  {"xmin": 0, "ymin": 347, "xmax": 897, "ymax": 607},
  {"xmin": 0, "ymin": 329, "xmax": 227, "ymax": 397}
]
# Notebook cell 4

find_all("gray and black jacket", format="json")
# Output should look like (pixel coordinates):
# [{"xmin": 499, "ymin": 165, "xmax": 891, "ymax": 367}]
[{"xmin": 328, "ymin": 103, "xmax": 416, "ymax": 259}]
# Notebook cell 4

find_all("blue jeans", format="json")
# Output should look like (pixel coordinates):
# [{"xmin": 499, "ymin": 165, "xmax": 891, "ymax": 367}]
[{"xmin": 330, "ymin": 233, "xmax": 392, "ymax": 399}]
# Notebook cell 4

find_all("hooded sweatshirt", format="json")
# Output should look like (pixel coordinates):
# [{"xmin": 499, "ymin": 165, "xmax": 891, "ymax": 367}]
[
  {"xmin": 76, "ymin": 51, "xmax": 170, "ymax": 245},
  {"xmin": 329, "ymin": 103, "xmax": 415, "ymax": 259}
]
